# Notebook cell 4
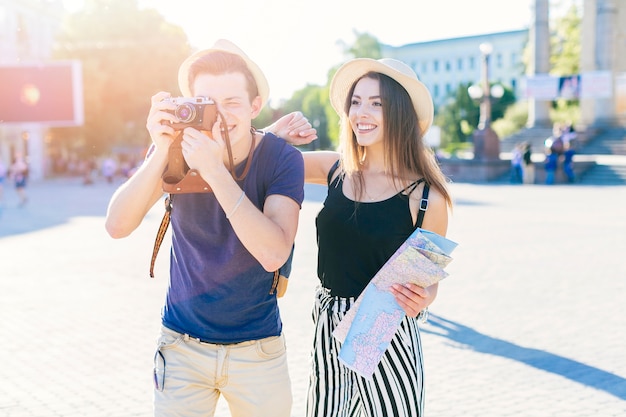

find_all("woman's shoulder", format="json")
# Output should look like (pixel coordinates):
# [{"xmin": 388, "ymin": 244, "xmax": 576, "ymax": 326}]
[
  {"xmin": 407, "ymin": 179, "xmax": 444, "ymax": 202},
  {"xmin": 302, "ymin": 151, "xmax": 340, "ymax": 185},
  {"xmin": 422, "ymin": 186, "xmax": 448, "ymax": 210},
  {"xmin": 409, "ymin": 183, "xmax": 449, "ymax": 235}
]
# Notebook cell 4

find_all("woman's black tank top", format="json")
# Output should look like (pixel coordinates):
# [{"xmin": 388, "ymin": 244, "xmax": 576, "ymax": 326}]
[{"xmin": 315, "ymin": 164, "xmax": 428, "ymax": 297}]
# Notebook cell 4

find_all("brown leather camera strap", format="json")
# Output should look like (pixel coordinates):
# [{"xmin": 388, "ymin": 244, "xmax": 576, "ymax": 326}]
[
  {"xmin": 269, "ymin": 270, "xmax": 280, "ymax": 295},
  {"xmin": 149, "ymin": 195, "xmax": 172, "ymax": 278},
  {"xmin": 225, "ymin": 126, "xmax": 256, "ymax": 180},
  {"xmin": 149, "ymin": 118, "xmax": 256, "ymax": 278}
]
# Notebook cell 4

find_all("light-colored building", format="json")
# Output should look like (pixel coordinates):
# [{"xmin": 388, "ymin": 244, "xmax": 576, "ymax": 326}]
[
  {"xmin": 382, "ymin": 30, "xmax": 528, "ymax": 109},
  {"xmin": 0, "ymin": 0, "xmax": 63, "ymax": 64},
  {"xmin": 0, "ymin": 0, "xmax": 65, "ymax": 180}
]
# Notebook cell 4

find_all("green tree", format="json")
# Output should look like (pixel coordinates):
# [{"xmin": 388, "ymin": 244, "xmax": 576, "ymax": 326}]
[
  {"xmin": 435, "ymin": 82, "xmax": 478, "ymax": 149},
  {"xmin": 435, "ymin": 82, "xmax": 516, "ymax": 152},
  {"xmin": 338, "ymin": 30, "xmax": 382, "ymax": 59},
  {"xmin": 550, "ymin": 3, "xmax": 582, "ymax": 123},
  {"xmin": 490, "ymin": 86, "xmax": 516, "ymax": 121},
  {"xmin": 252, "ymin": 106, "xmax": 277, "ymax": 131},
  {"xmin": 518, "ymin": 3, "xmax": 582, "ymax": 129},
  {"xmin": 282, "ymin": 31, "xmax": 382, "ymax": 149},
  {"xmin": 303, "ymin": 87, "xmax": 331, "ymax": 150},
  {"xmin": 51, "ymin": 0, "xmax": 192, "ymax": 157},
  {"xmin": 280, "ymin": 85, "xmax": 331, "ymax": 149},
  {"xmin": 550, "ymin": 4, "xmax": 581, "ymax": 77}
]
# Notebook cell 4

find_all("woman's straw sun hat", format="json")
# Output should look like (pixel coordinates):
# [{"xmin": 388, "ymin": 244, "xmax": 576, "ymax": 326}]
[{"xmin": 330, "ymin": 58, "xmax": 434, "ymax": 133}]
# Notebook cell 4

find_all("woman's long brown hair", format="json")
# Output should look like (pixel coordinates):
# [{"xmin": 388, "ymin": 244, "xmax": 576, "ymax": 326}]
[{"xmin": 339, "ymin": 72, "xmax": 452, "ymax": 208}]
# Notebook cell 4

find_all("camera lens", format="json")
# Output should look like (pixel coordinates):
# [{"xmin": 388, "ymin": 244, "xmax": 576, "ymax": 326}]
[{"xmin": 174, "ymin": 103, "xmax": 196, "ymax": 123}]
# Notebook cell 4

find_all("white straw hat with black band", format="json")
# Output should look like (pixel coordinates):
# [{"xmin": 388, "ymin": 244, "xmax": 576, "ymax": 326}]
[
  {"xmin": 329, "ymin": 58, "xmax": 434, "ymax": 134},
  {"xmin": 177, "ymin": 39, "xmax": 270, "ymax": 109}
]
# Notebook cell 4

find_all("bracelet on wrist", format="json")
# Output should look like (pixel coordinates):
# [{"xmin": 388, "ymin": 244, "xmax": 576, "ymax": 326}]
[{"xmin": 227, "ymin": 191, "xmax": 245, "ymax": 219}]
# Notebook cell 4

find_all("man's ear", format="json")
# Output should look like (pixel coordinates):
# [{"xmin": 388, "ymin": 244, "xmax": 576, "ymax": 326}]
[{"xmin": 250, "ymin": 96, "xmax": 263, "ymax": 119}]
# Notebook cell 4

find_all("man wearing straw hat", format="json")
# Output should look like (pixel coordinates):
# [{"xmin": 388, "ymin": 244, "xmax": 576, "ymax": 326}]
[{"xmin": 105, "ymin": 39, "xmax": 312, "ymax": 417}]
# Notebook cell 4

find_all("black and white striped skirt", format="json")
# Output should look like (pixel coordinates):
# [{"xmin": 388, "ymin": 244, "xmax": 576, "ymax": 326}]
[{"xmin": 306, "ymin": 286, "xmax": 425, "ymax": 417}]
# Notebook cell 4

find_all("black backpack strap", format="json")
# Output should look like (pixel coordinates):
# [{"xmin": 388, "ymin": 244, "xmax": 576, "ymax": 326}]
[
  {"xmin": 402, "ymin": 178, "xmax": 429, "ymax": 229},
  {"xmin": 327, "ymin": 159, "xmax": 340, "ymax": 185},
  {"xmin": 416, "ymin": 183, "xmax": 430, "ymax": 229}
]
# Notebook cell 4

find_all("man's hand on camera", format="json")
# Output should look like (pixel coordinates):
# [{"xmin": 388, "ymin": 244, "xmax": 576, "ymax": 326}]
[
  {"xmin": 147, "ymin": 92, "xmax": 178, "ymax": 152},
  {"xmin": 180, "ymin": 123, "xmax": 225, "ymax": 182}
]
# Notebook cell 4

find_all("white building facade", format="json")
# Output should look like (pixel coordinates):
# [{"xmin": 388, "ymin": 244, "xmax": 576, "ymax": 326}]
[
  {"xmin": 382, "ymin": 30, "xmax": 529, "ymax": 109},
  {"xmin": 0, "ymin": 0, "xmax": 64, "ymax": 180}
]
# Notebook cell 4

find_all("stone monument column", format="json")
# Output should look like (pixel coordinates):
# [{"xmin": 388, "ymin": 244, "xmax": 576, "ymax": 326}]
[
  {"xmin": 596, "ymin": 0, "xmax": 617, "ymax": 126},
  {"xmin": 527, "ymin": 0, "xmax": 552, "ymax": 128},
  {"xmin": 581, "ymin": 0, "xmax": 619, "ymax": 127},
  {"xmin": 580, "ymin": 0, "xmax": 597, "ymax": 128},
  {"xmin": 24, "ymin": 125, "xmax": 46, "ymax": 181}
]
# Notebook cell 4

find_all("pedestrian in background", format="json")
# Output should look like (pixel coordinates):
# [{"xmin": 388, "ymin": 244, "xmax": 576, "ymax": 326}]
[
  {"xmin": 544, "ymin": 149, "xmax": 558, "ymax": 185},
  {"xmin": 510, "ymin": 142, "xmax": 523, "ymax": 183},
  {"xmin": 10, "ymin": 152, "xmax": 28, "ymax": 207},
  {"xmin": 280, "ymin": 57, "xmax": 452, "ymax": 417},
  {"xmin": 522, "ymin": 142, "xmax": 535, "ymax": 184},
  {"xmin": 0, "ymin": 156, "xmax": 6, "ymax": 206},
  {"xmin": 562, "ymin": 140, "xmax": 576, "ymax": 183},
  {"xmin": 101, "ymin": 155, "xmax": 117, "ymax": 183},
  {"xmin": 546, "ymin": 122, "xmax": 565, "ymax": 157}
]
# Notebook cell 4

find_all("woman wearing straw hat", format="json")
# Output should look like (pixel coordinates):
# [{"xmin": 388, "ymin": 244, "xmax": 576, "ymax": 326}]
[{"xmin": 285, "ymin": 58, "xmax": 452, "ymax": 416}]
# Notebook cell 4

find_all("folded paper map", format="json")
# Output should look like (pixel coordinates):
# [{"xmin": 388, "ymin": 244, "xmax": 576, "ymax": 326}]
[{"xmin": 333, "ymin": 228, "xmax": 457, "ymax": 379}]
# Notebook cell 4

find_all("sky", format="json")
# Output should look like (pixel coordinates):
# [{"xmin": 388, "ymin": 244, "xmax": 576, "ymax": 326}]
[{"xmin": 131, "ymin": 0, "xmax": 575, "ymax": 104}]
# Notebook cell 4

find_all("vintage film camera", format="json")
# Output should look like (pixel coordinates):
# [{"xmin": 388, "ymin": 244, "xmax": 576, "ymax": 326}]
[
  {"xmin": 162, "ymin": 97, "xmax": 218, "ymax": 192},
  {"xmin": 167, "ymin": 96, "xmax": 217, "ymax": 131}
]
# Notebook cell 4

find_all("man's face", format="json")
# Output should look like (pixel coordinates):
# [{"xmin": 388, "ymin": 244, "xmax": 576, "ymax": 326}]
[{"xmin": 192, "ymin": 72, "xmax": 262, "ymax": 146}]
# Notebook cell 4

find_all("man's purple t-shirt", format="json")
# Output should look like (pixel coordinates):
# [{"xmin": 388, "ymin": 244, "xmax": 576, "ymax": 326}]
[{"xmin": 162, "ymin": 133, "xmax": 304, "ymax": 343}]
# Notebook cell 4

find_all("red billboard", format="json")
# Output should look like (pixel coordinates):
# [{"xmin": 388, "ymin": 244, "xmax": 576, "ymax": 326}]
[{"xmin": 0, "ymin": 61, "xmax": 83, "ymax": 126}]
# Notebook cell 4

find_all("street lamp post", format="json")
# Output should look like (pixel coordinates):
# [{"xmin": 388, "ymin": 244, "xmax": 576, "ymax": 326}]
[{"xmin": 468, "ymin": 42, "xmax": 503, "ymax": 160}]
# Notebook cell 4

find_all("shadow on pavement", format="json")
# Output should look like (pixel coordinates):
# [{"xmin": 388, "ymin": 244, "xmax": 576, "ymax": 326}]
[{"xmin": 423, "ymin": 314, "xmax": 626, "ymax": 401}]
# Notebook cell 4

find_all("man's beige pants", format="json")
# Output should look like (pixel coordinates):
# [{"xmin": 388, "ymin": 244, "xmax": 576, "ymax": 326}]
[{"xmin": 153, "ymin": 326, "xmax": 292, "ymax": 417}]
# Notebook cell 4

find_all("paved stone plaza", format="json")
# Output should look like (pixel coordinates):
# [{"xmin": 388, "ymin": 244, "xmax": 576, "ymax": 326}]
[{"xmin": 1, "ymin": 177, "xmax": 625, "ymax": 417}]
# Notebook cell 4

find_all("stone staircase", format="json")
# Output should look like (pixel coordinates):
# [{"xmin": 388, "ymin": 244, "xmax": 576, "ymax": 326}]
[
  {"xmin": 499, "ymin": 127, "xmax": 554, "ymax": 154},
  {"xmin": 497, "ymin": 126, "xmax": 626, "ymax": 185},
  {"xmin": 577, "ymin": 127, "xmax": 626, "ymax": 156},
  {"xmin": 576, "ymin": 127, "xmax": 626, "ymax": 185},
  {"xmin": 577, "ymin": 159, "xmax": 626, "ymax": 185}
]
